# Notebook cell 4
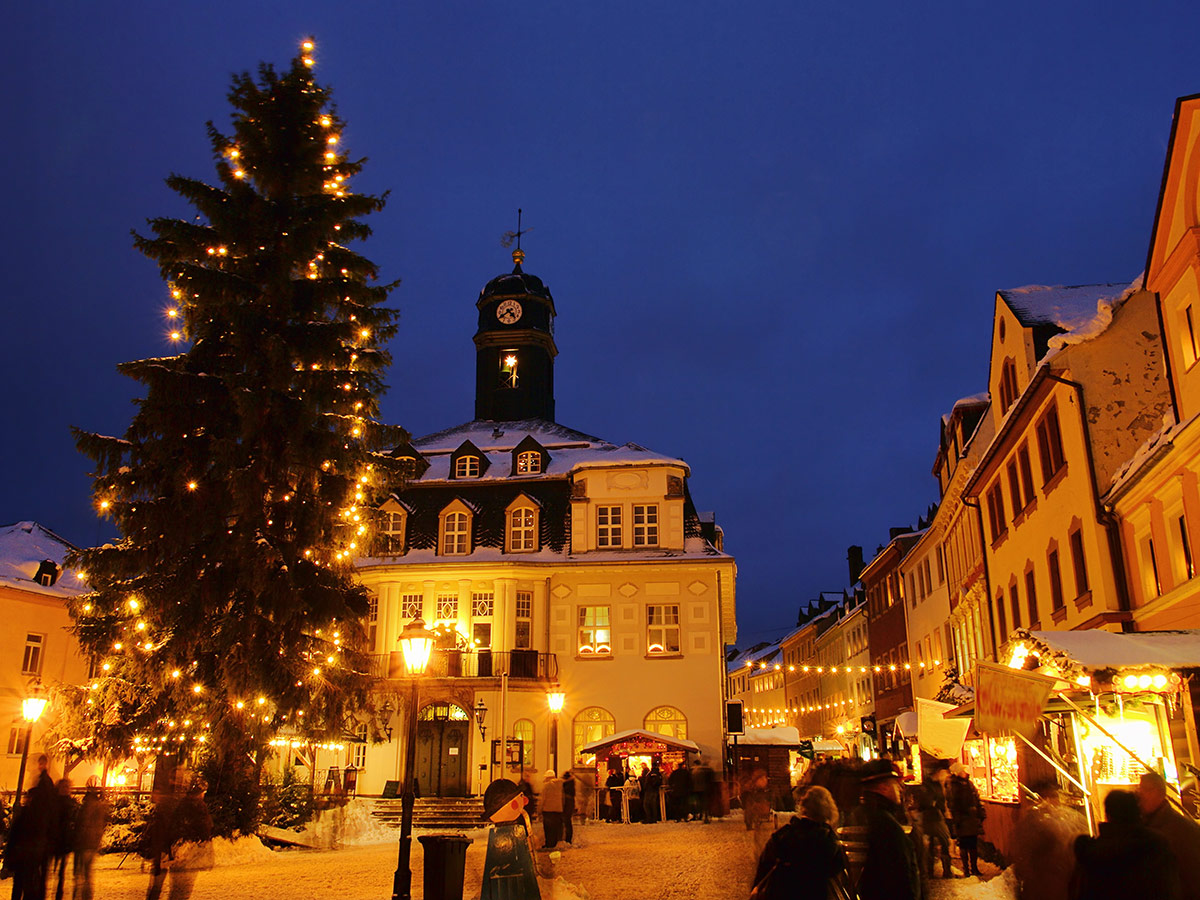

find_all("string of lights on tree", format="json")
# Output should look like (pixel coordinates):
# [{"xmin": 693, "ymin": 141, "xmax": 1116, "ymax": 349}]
[{"xmin": 65, "ymin": 39, "xmax": 408, "ymax": 772}]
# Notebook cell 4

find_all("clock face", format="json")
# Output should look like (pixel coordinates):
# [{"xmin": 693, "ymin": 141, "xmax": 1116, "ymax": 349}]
[{"xmin": 496, "ymin": 299, "xmax": 523, "ymax": 325}]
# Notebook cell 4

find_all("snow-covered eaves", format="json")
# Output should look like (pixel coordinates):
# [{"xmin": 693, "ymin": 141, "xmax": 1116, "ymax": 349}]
[
  {"xmin": 360, "ymin": 535, "xmax": 728, "ymax": 569},
  {"xmin": 0, "ymin": 521, "xmax": 86, "ymax": 599},
  {"xmin": 1019, "ymin": 628, "xmax": 1200, "ymax": 671},
  {"xmin": 999, "ymin": 282, "xmax": 1134, "ymax": 336},
  {"xmin": 581, "ymin": 728, "xmax": 700, "ymax": 754}
]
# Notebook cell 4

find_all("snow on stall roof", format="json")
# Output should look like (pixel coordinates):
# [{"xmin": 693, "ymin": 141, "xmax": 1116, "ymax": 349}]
[
  {"xmin": 0, "ymin": 521, "xmax": 85, "ymax": 598},
  {"xmin": 1024, "ymin": 629, "xmax": 1200, "ymax": 671},
  {"xmin": 728, "ymin": 726, "xmax": 801, "ymax": 746},
  {"xmin": 581, "ymin": 728, "xmax": 700, "ymax": 753}
]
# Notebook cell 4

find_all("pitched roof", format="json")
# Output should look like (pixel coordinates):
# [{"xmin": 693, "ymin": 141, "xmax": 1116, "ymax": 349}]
[
  {"xmin": 998, "ymin": 283, "xmax": 1130, "ymax": 332},
  {"xmin": 0, "ymin": 521, "xmax": 86, "ymax": 599}
]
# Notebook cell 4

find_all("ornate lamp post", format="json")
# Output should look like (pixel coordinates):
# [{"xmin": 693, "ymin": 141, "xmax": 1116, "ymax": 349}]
[
  {"xmin": 547, "ymin": 690, "xmax": 565, "ymax": 774},
  {"xmin": 392, "ymin": 618, "xmax": 436, "ymax": 900},
  {"xmin": 14, "ymin": 687, "xmax": 47, "ymax": 809},
  {"xmin": 474, "ymin": 698, "xmax": 488, "ymax": 741}
]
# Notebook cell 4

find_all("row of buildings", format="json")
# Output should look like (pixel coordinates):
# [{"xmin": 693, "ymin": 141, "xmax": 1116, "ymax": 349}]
[{"xmin": 727, "ymin": 94, "xmax": 1200, "ymax": 791}]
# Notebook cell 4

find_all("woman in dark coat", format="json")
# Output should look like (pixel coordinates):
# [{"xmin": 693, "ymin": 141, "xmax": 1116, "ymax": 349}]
[
  {"xmin": 751, "ymin": 785, "xmax": 848, "ymax": 900},
  {"xmin": 947, "ymin": 763, "xmax": 985, "ymax": 876}
]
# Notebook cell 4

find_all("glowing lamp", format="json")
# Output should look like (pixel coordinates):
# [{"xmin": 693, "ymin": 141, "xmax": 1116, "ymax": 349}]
[
  {"xmin": 547, "ymin": 691, "xmax": 565, "ymax": 714},
  {"xmin": 1138, "ymin": 674, "xmax": 1153, "ymax": 689},
  {"xmin": 22, "ymin": 697, "xmax": 46, "ymax": 723},
  {"xmin": 398, "ymin": 618, "xmax": 436, "ymax": 676}
]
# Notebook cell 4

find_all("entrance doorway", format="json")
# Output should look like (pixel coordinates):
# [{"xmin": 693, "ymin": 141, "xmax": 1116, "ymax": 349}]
[{"xmin": 415, "ymin": 702, "xmax": 470, "ymax": 797}]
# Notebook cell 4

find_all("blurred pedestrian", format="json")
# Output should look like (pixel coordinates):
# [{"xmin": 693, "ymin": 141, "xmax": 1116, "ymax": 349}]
[
  {"xmin": 1010, "ymin": 781, "xmax": 1087, "ymax": 900},
  {"xmin": 606, "ymin": 767, "xmax": 624, "ymax": 823},
  {"xmin": 1138, "ymin": 771, "xmax": 1200, "ymax": 900},
  {"xmin": 50, "ymin": 779, "xmax": 77, "ymax": 900},
  {"xmin": 750, "ymin": 785, "xmax": 848, "ymax": 900},
  {"xmin": 852, "ymin": 760, "xmax": 921, "ymax": 900},
  {"xmin": 690, "ymin": 758, "xmax": 714, "ymax": 823},
  {"xmin": 667, "ymin": 763, "xmax": 691, "ymax": 821},
  {"xmin": 1072, "ymin": 789, "xmax": 1179, "ymax": 900},
  {"xmin": 139, "ymin": 781, "xmax": 180, "ymax": 900},
  {"xmin": 165, "ymin": 780, "xmax": 213, "ymax": 900},
  {"xmin": 72, "ymin": 779, "xmax": 108, "ymax": 900},
  {"xmin": 561, "ymin": 770, "xmax": 576, "ymax": 844},
  {"xmin": 540, "ymin": 770, "xmax": 563, "ymax": 848},
  {"xmin": 946, "ymin": 762, "xmax": 985, "ymax": 876},
  {"xmin": 623, "ymin": 771, "xmax": 640, "ymax": 823},
  {"xmin": 918, "ymin": 765, "xmax": 954, "ymax": 878},
  {"xmin": 4, "ymin": 755, "xmax": 60, "ymax": 900},
  {"xmin": 518, "ymin": 770, "xmax": 536, "ymax": 819}
]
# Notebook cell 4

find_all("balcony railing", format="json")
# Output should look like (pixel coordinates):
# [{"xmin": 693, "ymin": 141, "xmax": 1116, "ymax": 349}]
[{"xmin": 370, "ymin": 648, "xmax": 558, "ymax": 681}]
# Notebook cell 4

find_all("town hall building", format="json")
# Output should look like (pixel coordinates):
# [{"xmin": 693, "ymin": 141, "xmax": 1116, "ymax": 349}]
[{"xmin": 353, "ymin": 249, "xmax": 737, "ymax": 798}]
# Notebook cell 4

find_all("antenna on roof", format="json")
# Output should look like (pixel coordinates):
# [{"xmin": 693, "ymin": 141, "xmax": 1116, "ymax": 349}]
[{"xmin": 501, "ymin": 208, "xmax": 532, "ymax": 266}]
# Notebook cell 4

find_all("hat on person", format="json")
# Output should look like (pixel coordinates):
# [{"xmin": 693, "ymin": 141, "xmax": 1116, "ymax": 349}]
[
  {"xmin": 545, "ymin": 770, "xmax": 556, "ymax": 779},
  {"xmin": 859, "ymin": 759, "xmax": 903, "ymax": 785},
  {"xmin": 949, "ymin": 762, "xmax": 968, "ymax": 777}
]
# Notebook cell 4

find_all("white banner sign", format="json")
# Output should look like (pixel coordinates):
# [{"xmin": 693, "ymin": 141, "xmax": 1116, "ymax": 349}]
[{"xmin": 916, "ymin": 697, "xmax": 971, "ymax": 759}]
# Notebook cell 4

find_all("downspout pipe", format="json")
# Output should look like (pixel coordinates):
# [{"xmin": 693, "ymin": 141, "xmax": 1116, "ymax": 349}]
[{"xmin": 1044, "ymin": 374, "xmax": 1134, "ymax": 626}]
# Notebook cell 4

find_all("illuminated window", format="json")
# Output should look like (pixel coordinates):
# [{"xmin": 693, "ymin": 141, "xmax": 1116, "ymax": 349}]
[
  {"xmin": 572, "ymin": 707, "xmax": 615, "ymax": 765},
  {"xmin": 500, "ymin": 352, "xmax": 519, "ymax": 389},
  {"xmin": 633, "ymin": 504, "xmax": 658, "ymax": 547},
  {"xmin": 515, "ymin": 591, "xmax": 533, "ymax": 649},
  {"xmin": 516, "ymin": 451, "xmax": 541, "ymax": 475},
  {"xmin": 472, "ymin": 592, "xmax": 494, "ymax": 618},
  {"xmin": 402, "ymin": 594, "xmax": 423, "ymax": 621},
  {"xmin": 645, "ymin": 706, "xmax": 688, "ymax": 740},
  {"xmin": 473, "ymin": 622, "xmax": 492, "ymax": 648},
  {"xmin": 441, "ymin": 510, "xmax": 470, "ymax": 555},
  {"xmin": 436, "ymin": 594, "xmax": 458, "ymax": 621},
  {"xmin": 578, "ymin": 606, "xmax": 612, "ymax": 656},
  {"xmin": 379, "ymin": 510, "xmax": 405, "ymax": 554},
  {"xmin": 647, "ymin": 604, "xmax": 680, "ymax": 655},
  {"xmin": 367, "ymin": 593, "xmax": 378, "ymax": 648},
  {"xmin": 508, "ymin": 507, "xmax": 537, "ymax": 552},
  {"xmin": 513, "ymin": 718, "xmax": 534, "ymax": 766},
  {"xmin": 21, "ymin": 634, "xmax": 43, "ymax": 676},
  {"xmin": 454, "ymin": 456, "xmax": 480, "ymax": 478},
  {"xmin": 597, "ymin": 506, "xmax": 622, "ymax": 548},
  {"xmin": 350, "ymin": 723, "xmax": 367, "ymax": 770}
]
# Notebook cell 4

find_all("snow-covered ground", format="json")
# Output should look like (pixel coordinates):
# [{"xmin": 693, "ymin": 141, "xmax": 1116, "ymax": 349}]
[{"xmin": 88, "ymin": 813, "xmax": 1015, "ymax": 899}]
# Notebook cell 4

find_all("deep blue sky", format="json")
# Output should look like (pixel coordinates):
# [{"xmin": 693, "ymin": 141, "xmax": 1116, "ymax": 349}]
[{"xmin": 5, "ymin": 2, "xmax": 1198, "ymax": 644}]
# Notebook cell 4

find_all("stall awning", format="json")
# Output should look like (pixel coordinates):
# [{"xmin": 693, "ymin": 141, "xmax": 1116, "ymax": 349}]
[
  {"xmin": 726, "ymin": 726, "xmax": 801, "ymax": 746},
  {"xmin": 581, "ymin": 729, "xmax": 701, "ymax": 754},
  {"xmin": 1017, "ymin": 629, "xmax": 1200, "ymax": 671}
]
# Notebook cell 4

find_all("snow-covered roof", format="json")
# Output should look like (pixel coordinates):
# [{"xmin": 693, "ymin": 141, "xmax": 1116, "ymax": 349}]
[
  {"xmin": 0, "ymin": 521, "xmax": 86, "ymax": 599},
  {"xmin": 728, "ymin": 726, "xmax": 800, "ymax": 746},
  {"xmin": 407, "ymin": 419, "xmax": 689, "ymax": 481},
  {"xmin": 364, "ymin": 534, "xmax": 724, "ymax": 568},
  {"xmin": 581, "ymin": 729, "xmax": 700, "ymax": 754},
  {"xmin": 1018, "ymin": 629, "xmax": 1200, "ymax": 671},
  {"xmin": 998, "ymin": 283, "xmax": 1131, "ymax": 334}
]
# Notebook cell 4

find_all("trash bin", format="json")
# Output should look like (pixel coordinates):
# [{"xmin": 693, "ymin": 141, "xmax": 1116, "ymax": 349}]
[{"xmin": 418, "ymin": 833, "xmax": 474, "ymax": 900}]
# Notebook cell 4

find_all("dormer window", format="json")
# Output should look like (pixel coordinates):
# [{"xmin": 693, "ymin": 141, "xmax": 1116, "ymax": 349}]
[
  {"xmin": 506, "ymin": 495, "xmax": 540, "ymax": 552},
  {"xmin": 33, "ymin": 560, "xmax": 58, "ymax": 587},
  {"xmin": 379, "ymin": 510, "xmax": 405, "ymax": 555},
  {"xmin": 454, "ymin": 455, "xmax": 481, "ymax": 478},
  {"xmin": 516, "ymin": 451, "xmax": 541, "ymax": 475},
  {"xmin": 439, "ymin": 499, "xmax": 475, "ymax": 556}
]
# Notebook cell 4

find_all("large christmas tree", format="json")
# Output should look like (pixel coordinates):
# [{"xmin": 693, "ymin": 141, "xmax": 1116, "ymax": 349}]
[{"xmin": 67, "ymin": 40, "xmax": 405, "ymax": 830}]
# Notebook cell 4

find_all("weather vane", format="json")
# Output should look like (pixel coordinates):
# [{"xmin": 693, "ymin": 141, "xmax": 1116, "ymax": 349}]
[{"xmin": 501, "ymin": 208, "xmax": 532, "ymax": 265}]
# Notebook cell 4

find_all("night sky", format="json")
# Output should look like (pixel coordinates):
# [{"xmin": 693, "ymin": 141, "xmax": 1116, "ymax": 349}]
[{"xmin": 6, "ymin": 3, "xmax": 1199, "ymax": 645}]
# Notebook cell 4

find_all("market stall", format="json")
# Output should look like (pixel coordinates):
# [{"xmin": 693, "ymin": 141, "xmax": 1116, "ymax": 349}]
[
  {"xmin": 947, "ymin": 628, "xmax": 1200, "ymax": 854},
  {"xmin": 581, "ymin": 729, "xmax": 701, "ymax": 821}
]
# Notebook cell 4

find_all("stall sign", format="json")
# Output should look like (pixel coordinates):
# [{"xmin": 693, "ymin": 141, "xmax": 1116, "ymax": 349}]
[
  {"xmin": 976, "ymin": 662, "xmax": 1056, "ymax": 739},
  {"xmin": 608, "ymin": 740, "xmax": 671, "ymax": 756},
  {"xmin": 916, "ymin": 698, "xmax": 970, "ymax": 759}
]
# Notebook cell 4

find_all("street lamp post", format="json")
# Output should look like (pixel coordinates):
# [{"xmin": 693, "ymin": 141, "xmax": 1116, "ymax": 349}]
[
  {"xmin": 547, "ymin": 690, "xmax": 565, "ymax": 774},
  {"xmin": 392, "ymin": 618, "xmax": 436, "ymax": 900},
  {"xmin": 14, "ymin": 689, "xmax": 48, "ymax": 810}
]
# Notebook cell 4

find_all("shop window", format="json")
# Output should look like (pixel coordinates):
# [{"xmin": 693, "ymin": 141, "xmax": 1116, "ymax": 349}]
[{"xmin": 513, "ymin": 718, "xmax": 534, "ymax": 767}]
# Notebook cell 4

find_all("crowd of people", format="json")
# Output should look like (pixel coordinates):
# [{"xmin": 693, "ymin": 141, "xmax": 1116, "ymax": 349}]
[
  {"xmin": 0, "ymin": 756, "xmax": 109, "ymax": 900},
  {"xmin": 751, "ymin": 754, "xmax": 1200, "ymax": 900}
]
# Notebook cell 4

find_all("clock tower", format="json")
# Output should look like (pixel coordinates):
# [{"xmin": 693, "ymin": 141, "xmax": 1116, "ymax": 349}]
[{"xmin": 474, "ymin": 248, "xmax": 558, "ymax": 422}]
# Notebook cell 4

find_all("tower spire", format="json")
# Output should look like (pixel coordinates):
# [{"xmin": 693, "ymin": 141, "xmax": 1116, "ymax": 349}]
[{"xmin": 502, "ymin": 208, "xmax": 531, "ymax": 267}]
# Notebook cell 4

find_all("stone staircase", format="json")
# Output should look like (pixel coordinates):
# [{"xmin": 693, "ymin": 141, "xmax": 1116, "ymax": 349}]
[{"xmin": 372, "ymin": 796, "xmax": 484, "ymax": 829}]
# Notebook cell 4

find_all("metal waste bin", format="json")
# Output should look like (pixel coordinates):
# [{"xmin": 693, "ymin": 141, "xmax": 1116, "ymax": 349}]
[{"xmin": 418, "ymin": 833, "xmax": 474, "ymax": 900}]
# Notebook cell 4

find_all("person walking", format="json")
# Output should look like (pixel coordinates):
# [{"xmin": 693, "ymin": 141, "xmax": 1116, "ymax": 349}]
[
  {"xmin": 852, "ymin": 760, "xmax": 921, "ymax": 900},
  {"xmin": 946, "ymin": 763, "xmax": 985, "ymax": 876},
  {"xmin": 750, "ymin": 785, "xmax": 848, "ymax": 900},
  {"xmin": 667, "ymin": 763, "xmax": 691, "ymax": 821},
  {"xmin": 561, "ymin": 770, "xmax": 576, "ymax": 845},
  {"xmin": 49, "ymin": 779, "xmax": 77, "ymax": 900},
  {"xmin": 918, "ymin": 765, "xmax": 954, "ymax": 878},
  {"xmin": 1072, "ymin": 788, "xmax": 1180, "ymax": 900},
  {"xmin": 1138, "ymin": 771, "xmax": 1200, "ymax": 900},
  {"xmin": 4, "ymin": 755, "xmax": 60, "ymax": 900},
  {"xmin": 641, "ymin": 763, "xmax": 663, "ymax": 824},
  {"xmin": 164, "ymin": 780, "xmax": 213, "ymax": 900},
  {"xmin": 540, "ymin": 771, "xmax": 564, "ymax": 848},
  {"xmin": 139, "ymin": 781, "xmax": 180, "ymax": 900},
  {"xmin": 72, "ymin": 779, "xmax": 108, "ymax": 900}
]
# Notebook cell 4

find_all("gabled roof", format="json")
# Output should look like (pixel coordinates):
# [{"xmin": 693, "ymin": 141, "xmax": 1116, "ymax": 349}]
[
  {"xmin": 998, "ymin": 284, "xmax": 1129, "ymax": 332},
  {"xmin": 0, "ymin": 521, "xmax": 86, "ymax": 599}
]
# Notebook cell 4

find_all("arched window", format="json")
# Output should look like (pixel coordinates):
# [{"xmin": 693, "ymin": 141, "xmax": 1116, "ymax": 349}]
[
  {"xmin": 349, "ymin": 722, "xmax": 368, "ymax": 770},
  {"xmin": 572, "ymin": 706, "xmax": 615, "ymax": 765},
  {"xmin": 999, "ymin": 358, "xmax": 1019, "ymax": 414},
  {"xmin": 644, "ymin": 705, "xmax": 687, "ymax": 740},
  {"xmin": 379, "ymin": 509, "xmax": 405, "ymax": 555},
  {"xmin": 454, "ymin": 455, "xmax": 481, "ymax": 478},
  {"xmin": 513, "ymin": 718, "xmax": 534, "ymax": 767},
  {"xmin": 516, "ymin": 451, "xmax": 542, "ymax": 475}
]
